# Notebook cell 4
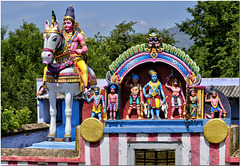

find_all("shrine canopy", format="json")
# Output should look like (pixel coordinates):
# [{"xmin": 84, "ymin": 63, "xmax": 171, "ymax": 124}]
[{"xmin": 106, "ymin": 42, "xmax": 201, "ymax": 85}]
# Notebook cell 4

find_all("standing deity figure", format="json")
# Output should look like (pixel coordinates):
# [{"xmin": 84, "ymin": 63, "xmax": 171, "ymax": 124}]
[
  {"xmin": 85, "ymin": 87, "xmax": 105, "ymax": 121},
  {"xmin": 165, "ymin": 78, "xmax": 186, "ymax": 119},
  {"xmin": 107, "ymin": 84, "xmax": 118, "ymax": 120},
  {"xmin": 125, "ymin": 74, "xmax": 144, "ymax": 119},
  {"xmin": 37, "ymin": 5, "xmax": 88, "ymax": 95},
  {"xmin": 189, "ymin": 87, "xmax": 200, "ymax": 120},
  {"xmin": 204, "ymin": 91, "xmax": 226, "ymax": 119},
  {"xmin": 143, "ymin": 70, "xmax": 166, "ymax": 120}
]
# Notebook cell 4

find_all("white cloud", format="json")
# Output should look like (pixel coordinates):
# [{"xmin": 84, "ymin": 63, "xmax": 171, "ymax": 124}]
[
  {"xmin": 97, "ymin": 22, "xmax": 108, "ymax": 28},
  {"xmin": 138, "ymin": 20, "xmax": 149, "ymax": 27}
]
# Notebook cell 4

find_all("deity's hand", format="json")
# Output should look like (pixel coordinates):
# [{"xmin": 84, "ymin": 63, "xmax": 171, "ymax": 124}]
[
  {"xmin": 144, "ymin": 94, "xmax": 149, "ymax": 98},
  {"xmin": 183, "ymin": 102, "xmax": 186, "ymax": 106},
  {"xmin": 103, "ymin": 108, "xmax": 106, "ymax": 113},
  {"xmin": 75, "ymin": 49, "xmax": 83, "ymax": 55},
  {"xmin": 107, "ymin": 106, "xmax": 110, "ymax": 110}
]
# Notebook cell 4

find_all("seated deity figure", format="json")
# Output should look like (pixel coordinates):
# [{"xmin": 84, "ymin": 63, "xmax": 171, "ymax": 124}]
[
  {"xmin": 143, "ymin": 70, "xmax": 166, "ymax": 120},
  {"xmin": 125, "ymin": 74, "xmax": 144, "ymax": 119},
  {"xmin": 204, "ymin": 91, "xmax": 226, "ymax": 119},
  {"xmin": 37, "ymin": 5, "xmax": 88, "ymax": 95},
  {"xmin": 165, "ymin": 77, "xmax": 186, "ymax": 119},
  {"xmin": 189, "ymin": 87, "xmax": 200, "ymax": 120},
  {"xmin": 107, "ymin": 84, "xmax": 118, "ymax": 120},
  {"xmin": 85, "ymin": 87, "xmax": 105, "ymax": 122}
]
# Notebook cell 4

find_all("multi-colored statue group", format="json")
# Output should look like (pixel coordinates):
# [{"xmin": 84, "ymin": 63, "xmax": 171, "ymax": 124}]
[
  {"xmin": 84, "ymin": 70, "xmax": 227, "ymax": 122},
  {"xmin": 39, "ymin": 5, "xmax": 227, "ymax": 126}
]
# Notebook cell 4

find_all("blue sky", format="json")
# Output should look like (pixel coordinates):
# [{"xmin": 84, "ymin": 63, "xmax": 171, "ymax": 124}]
[{"xmin": 1, "ymin": 1, "xmax": 197, "ymax": 38}]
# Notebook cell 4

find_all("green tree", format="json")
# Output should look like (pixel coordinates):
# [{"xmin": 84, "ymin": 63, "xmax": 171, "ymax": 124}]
[
  {"xmin": 87, "ymin": 21, "xmax": 177, "ymax": 78},
  {"xmin": 1, "ymin": 107, "xmax": 32, "ymax": 133},
  {"xmin": 177, "ymin": 1, "xmax": 239, "ymax": 77},
  {"xmin": 1, "ymin": 21, "xmax": 44, "ymax": 123}
]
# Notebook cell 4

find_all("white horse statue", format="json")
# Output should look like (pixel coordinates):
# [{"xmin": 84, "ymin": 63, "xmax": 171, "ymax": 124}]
[{"xmin": 41, "ymin": 13, "xmax": 95, "ymax": 142}]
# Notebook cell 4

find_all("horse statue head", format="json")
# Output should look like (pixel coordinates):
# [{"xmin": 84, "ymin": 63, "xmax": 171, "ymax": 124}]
[{"xmin": 41, "ymin": 11, "xmax": 62, "ymax": 65}]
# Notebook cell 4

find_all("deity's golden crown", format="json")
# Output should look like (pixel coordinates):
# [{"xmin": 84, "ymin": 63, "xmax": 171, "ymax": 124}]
[
  {"xmin": 149, "ymin": 69, "xmax": 157, "ymax": 75},
  {"xmin": 64, "ymin": 5, "xmax": 75, "ymax": 23}
]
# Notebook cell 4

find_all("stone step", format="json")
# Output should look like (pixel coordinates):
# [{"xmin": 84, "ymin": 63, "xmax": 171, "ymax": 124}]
[{"xmin": 25, "ymin": 141, "xmax": 75, "ymax": 150}]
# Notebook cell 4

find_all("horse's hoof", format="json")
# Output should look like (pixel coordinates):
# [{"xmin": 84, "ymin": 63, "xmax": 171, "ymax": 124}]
[
  {"xmin": 64, "ymin": 137, "xmax": 72, "ymax": 142},
  {"xmin": 46, "ymin": 136, "xmax": 55, "ymax": 141}
]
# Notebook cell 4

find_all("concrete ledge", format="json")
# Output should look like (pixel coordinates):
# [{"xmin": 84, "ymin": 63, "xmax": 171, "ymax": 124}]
[
  {"xmin": 2, "ymin": 122, "xmax": 49, "ymax": 137},
  {"xmin": 1, "ymin": 123, "xmax": 49, "ymax": 149}
]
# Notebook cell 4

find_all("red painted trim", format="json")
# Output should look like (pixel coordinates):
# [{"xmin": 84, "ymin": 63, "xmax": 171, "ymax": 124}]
[
  {"xmin": 126, "ymin": 133, "xmax": 136, "ymax": 142},
  {"xmin": 109, "ymin": 133, "xmax": 119, "ymax": 165},
  {"xmin": 1, "ymin": 156, "xmax": 82, "ymax": 163},
  {"xmin": 171, "ymin": 133, "xmax": 182, "ymax": 142},
  {"xmin": 209, "ymin": 143, "xmax": 219, "ymax": 165},
  {"xmin": 225, "ymin": 128, "xmax": 230, "ymax": 162},
  {"xmin": 148, "ymin": 133, "xmax": 158, "ymax": 141},
  {"xmin": 36, "ymin": 78, "xmax": 43, "ymax": 81},
  {"xmin": 90, "ymin": 142, "xmax": 101, "ymax": 165},
  {"xmin": 7, "ymin": 161, "xmax": 18, "ymax": 165},
  {"xmin": 79, "ymin": 136, "xmax": 85, "ymax": 163},
  {"xmin": 225, "ymin": 128, "xmax": 239, "ymax": 164},
  {"xmin": 68, "ymin": 163, "xmax": 79, "ymax": 165},
  {"xmin": 48, "ymin": 162, "xmax": 58, "ymax": 165},
  {"xmin": 190, "ymin": 133, "xmax": 200, "ymax": 165},
  {"xmin": 28, "ymin": 162, "xmax": 38, "ymax": 165}
]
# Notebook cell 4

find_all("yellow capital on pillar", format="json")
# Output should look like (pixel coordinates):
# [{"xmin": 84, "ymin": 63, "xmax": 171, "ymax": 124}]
[
  {"xmin": 203, "ymin": 119, "xmax": 229, "ymax": 144},
  {"xmin": 80, "ymin": 118, "xmax": 104, "ymax": 142}
]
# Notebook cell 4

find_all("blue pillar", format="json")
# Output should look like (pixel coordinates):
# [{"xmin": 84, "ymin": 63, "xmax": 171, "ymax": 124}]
[{"xmin": 56, "ymin": 99, "xmax": 79, "ymax": 140}]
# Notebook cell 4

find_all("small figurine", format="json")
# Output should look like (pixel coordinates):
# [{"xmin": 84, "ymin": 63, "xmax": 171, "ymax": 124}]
[
  {"xmin": 204, "ymin": 91, "xmax": 226, "ymax": 119},
  {"xmin": 85, "ymin": 87, "xmax": 105, "ymax": 121},
  {"xmin": 143, "ymin": 103, "xmax": 150, "ymax": 118},
  {"xmin": 145, "ymin": 33, "xmax": 163, "ymax": 59},
  {"xmin": 143, "ymin": 70, "xmax": 166, "ymax": 120},
  {"xmin": 125, "ymin": 74, "xmax": 144, "ymax": 119},
  {"xmin": 107, "ymin": 84, "xmax": 118, "ymax": 120},
  {"xmin": 165, "ymin": 77, "xmax": 186, "ymax": 119},
  {"xmin": 189, "ymin": 87, "xmax": 200, "ymax": 120}
]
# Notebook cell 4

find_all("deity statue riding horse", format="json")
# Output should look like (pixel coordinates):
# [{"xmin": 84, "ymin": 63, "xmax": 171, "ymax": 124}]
[{"xmin": 40, "ymin": 6, "xmax": 96, "ymax": 142}]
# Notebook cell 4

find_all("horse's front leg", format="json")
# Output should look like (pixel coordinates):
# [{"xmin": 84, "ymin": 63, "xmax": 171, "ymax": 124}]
[
  {"xmin": 64, "ymin": 92, "xmax": 73, "ymax": 142},
  {"xmin": 47, "ymin": 90, "xmax": 57, "ymax": 141}
]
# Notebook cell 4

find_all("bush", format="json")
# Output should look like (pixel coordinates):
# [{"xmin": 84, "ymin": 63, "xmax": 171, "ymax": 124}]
[{"xmin": 1, "ymin": 106, "xmax": 32, "ymax": 133}]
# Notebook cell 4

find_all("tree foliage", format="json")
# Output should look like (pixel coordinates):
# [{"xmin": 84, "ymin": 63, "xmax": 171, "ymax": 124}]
[
  {"xmin": 177, "ymin": 1, "xmax": 239, "ymax": 77},
  {"xmin": 1, "ymin": 107, "xmax": 32, "ymax": 132},
  {"xmin": 87, "ymin": 21, "xmax": 177, "ymax": 78},
  {"xmin": 1, "ymin": 21, "xmax": 44, "ymax": 124}
]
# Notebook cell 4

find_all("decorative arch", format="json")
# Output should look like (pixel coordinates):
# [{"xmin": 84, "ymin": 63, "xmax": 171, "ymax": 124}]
[{"xmin": 106, "ymin": 43, "xmax": 201, "ymax": 85}]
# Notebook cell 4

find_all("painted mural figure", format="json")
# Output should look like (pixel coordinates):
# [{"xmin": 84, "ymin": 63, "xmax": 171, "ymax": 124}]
[
  {"xmin": 165, "ymin": 78, "xmax": 186, "ymax": 119},
  {"xmin": 189, "ymin": 87, "xmax": 200, "ymax": 120},
  {"xmin": 107, "ymin": 84, "xmax": 118, "ymax": 120},
  {"xmin": 85, "ymin": 87, "xmax": 105, "ymax": 121},
  {"xmin": 204, "ymin": 91, "xmax": 226, "ymax": 119},
  {"xmin": 37, "ymin": 5, "xmax": 88, "ymax": 95},
  {"xmin": 125, "ymin": 74, "xmax": 144, "ymax": 119},
  {"xmin": 143, "ymin": 70, "xmax": 166, "ymax": 120}
]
